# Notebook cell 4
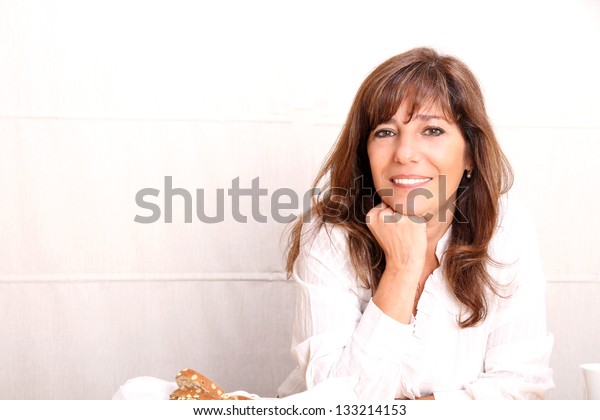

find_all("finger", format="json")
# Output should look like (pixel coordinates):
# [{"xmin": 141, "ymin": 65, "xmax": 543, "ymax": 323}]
[
  {"xmin": 380, "ymin": 207, "xmax": 399, "ymax": 224},
  {"xmin": 366, "ymin": 202, "xmax": 389, "ymax": 223}
]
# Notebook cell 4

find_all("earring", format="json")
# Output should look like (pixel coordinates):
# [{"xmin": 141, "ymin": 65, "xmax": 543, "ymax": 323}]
[{"xmin": 466, "ymin": 170, "xmax": 472, "ymax": 179}]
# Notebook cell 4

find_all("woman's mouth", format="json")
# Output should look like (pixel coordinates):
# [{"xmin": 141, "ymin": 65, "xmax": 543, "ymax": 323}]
[{"xmin": 390, "ymin": 176, "xmax": 433, "ymax": 188}]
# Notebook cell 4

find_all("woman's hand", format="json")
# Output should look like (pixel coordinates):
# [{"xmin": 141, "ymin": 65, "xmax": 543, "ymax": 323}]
[
  {"xmin": 367, "ymin": 202, "xmax": 429, "ymax": 323},
  {"xmin": 366, "ymin": 202, "xmax": 427, "ymax": 276}
]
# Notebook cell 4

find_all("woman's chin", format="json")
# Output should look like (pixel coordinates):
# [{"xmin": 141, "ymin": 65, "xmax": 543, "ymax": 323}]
[{"xmin": 385, "ymin": 201, "xmax": 435, "ymax": 221}]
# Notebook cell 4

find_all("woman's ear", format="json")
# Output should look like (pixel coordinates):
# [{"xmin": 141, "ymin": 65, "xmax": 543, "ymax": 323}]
[
  {"xmin": 465, "ymin": 151, "xmax": 473, "ymax": 173},
  {"xmin": 465, "ymin": 157, "xmax": 473, "ymax": 178}
]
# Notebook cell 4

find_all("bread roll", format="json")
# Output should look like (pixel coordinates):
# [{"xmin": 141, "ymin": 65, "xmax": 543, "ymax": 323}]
[
  {"xmin": 175, "ymin": 368, "xmax": 225, "ymax": 399},
  {"xmin": 169, "ymin": 386, "xmax": 220, "ymax": 400},
  {"xmin": 171, "ymin": 368, "xmax": 253, "ymax": 401},
  {"xmin": 222, "ymin": 393, "xmax": 252, "ymax": 400}
]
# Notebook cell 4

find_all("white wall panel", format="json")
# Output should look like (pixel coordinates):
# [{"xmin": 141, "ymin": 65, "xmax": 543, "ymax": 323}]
[
  {"xmin": 546, "ymin": 281, "xmax": 600, "ymax": 400},
  {"xmin": 0, "ymin": 280, "xmax": 296, "ymax": 399},
  {"xmin": 0, "ymin": 118, "xmax": 339, "ymax": 278}
]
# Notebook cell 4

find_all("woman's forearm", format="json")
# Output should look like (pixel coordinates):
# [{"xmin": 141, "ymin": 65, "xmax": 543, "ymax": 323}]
[{"xmin": 372, "ymin": 267, "xmax": 420, "ymax": 324}]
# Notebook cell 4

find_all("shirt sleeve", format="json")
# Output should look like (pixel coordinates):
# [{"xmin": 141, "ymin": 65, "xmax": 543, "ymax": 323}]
[
  {"xmin": 461, "ymin": 201, "xmax": 555, "ymax": 399},
  {"xmin": 289, "ymin": 224, "xmax": 421, "ymax": 399}
]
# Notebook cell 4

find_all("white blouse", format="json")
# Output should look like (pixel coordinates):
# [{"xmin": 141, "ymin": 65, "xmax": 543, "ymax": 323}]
[{"xmin": 277, "ymin": 196, "xmax": 554, "ymax": 400}]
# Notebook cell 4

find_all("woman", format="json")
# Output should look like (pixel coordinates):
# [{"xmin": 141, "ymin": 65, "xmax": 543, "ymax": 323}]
[{"xmin": 277, "ymin": 47, "xmax": 554, "ymax": 400}]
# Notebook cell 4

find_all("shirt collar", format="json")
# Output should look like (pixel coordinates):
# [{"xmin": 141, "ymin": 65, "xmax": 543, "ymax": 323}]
[{"xmin": 435, "ymin": 224, "xmax": 453, "ymax": 262}]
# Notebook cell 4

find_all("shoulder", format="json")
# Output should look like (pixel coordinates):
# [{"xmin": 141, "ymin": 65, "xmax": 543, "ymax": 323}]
[
  {"xmin": 492, "ymin": 195, "xmax": 540, "ymax": 253},
  {"xmin": 297, "ymin": 217, "xmax": 350, "ymax": 259},
  {"xmin": 496, "ymin": 194, "xmax": 538, "ymax": 234},
  {"xmin": 486, "ymin": 196, "xmax": 548, "ymax": 319},
  {"xmin": 294, "ymin": 218, "xmax": 366, "ymax": 292},
  {"xmin": 489, "ymin": 194, "xmax": 545, "ymax": 287}
]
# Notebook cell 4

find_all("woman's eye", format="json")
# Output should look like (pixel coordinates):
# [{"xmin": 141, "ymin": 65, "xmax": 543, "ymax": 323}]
[
  {"xmin": 373, "ymin": 129, "xmax": 395, "ymax": 138},
  {"xmin": 423, "ymin": 127, "xmax": 445, "ymax": 136}
]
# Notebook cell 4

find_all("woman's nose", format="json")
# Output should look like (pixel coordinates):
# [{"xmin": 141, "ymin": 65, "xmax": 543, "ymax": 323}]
[{"xmin": 393, "ymin": 134, "xmax": 419, "ymax": 164}]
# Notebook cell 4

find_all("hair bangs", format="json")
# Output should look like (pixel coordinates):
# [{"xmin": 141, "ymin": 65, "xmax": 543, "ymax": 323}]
[{"xmin": 366, "ymin": 64, "xmax": 456, "ymax": 130}]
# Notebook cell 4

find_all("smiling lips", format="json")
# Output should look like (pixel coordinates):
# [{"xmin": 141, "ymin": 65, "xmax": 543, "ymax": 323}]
[{"xmin": 390, "ymin": 175, "xmax": 433, "ymax": 188}]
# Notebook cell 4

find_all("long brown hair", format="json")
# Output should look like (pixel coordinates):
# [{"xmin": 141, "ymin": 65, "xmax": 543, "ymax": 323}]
[{"xmin": 286, "ymin": 47, "xmax": 513, "ymax": 328}]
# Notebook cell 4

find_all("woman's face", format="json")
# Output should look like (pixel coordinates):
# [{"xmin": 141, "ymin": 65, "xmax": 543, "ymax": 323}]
[{"xmin": 366, "ymin": 102, "xmax": 471, "ymax": 220}]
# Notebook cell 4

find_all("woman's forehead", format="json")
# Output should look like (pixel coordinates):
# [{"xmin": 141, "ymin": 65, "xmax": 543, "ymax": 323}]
[{"xmin": 373, "ymin": 96, "xmax": 455, "ymax": 126}]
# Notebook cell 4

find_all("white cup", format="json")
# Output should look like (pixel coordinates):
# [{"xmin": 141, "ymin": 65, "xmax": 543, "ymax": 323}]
[{"xmin": 580, "ymin": 363, "xmax": 600, "ymax": 400}]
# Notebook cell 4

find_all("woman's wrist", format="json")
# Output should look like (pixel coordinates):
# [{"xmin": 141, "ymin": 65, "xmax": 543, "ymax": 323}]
[{"xmin": 382, "ymin": 262, "xmax": 423, "ymax": 283}]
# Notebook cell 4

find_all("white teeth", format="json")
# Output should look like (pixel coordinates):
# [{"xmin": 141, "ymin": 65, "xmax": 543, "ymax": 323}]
[{"xmin": 392, "ymin": 178, "xmax": 432, "ymax": 185}]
